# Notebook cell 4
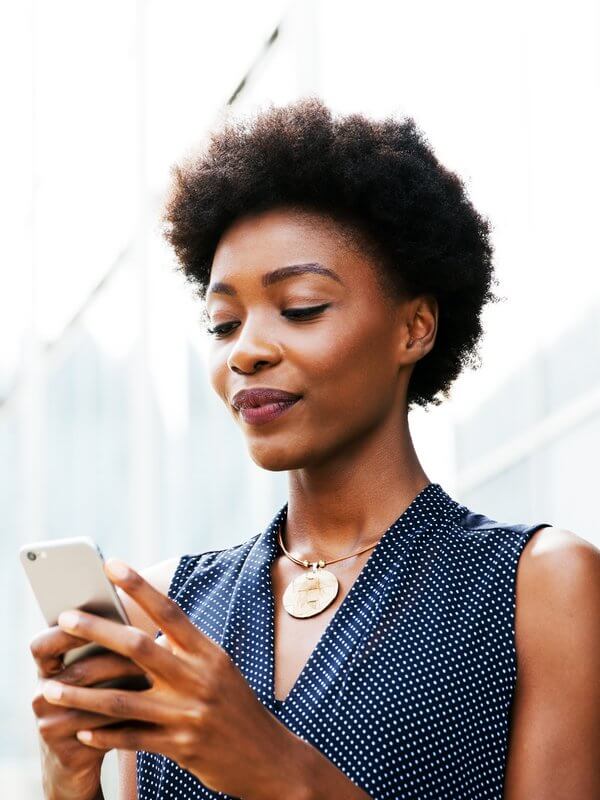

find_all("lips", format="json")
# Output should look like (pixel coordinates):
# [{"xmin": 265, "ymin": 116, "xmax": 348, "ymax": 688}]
[{"xmin": 231, "ymin": 387, "xmax": 302, "ymax": 410}]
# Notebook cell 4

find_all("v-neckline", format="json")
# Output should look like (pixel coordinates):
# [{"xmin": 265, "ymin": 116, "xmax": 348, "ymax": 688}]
[{"xmin": 266, "ymin": 482, "xmax": 440, "ymax": 710}]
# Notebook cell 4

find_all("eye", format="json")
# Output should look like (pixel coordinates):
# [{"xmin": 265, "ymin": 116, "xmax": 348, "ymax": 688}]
[
  {"xmin": 206, "ymin": 304, "xmax": 331, "ymax": 338},
  {"xmin": 206, "ymin": 321, "xmax": 239, "ymax": 338},
  {"xmin": 282, "ymin": 303, "xmax": 331, "ymax": 320}
]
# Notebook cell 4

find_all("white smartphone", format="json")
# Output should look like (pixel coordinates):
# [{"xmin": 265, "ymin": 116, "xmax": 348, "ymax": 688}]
[{"xmin": 19, "ymin": 536, "xmax": 150, "ymax": 690}]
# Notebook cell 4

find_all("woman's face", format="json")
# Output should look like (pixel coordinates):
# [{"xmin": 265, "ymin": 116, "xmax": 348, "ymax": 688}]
[{"xmin": 206, "ymin": 206, "xmax": 428, "ymax": 471}]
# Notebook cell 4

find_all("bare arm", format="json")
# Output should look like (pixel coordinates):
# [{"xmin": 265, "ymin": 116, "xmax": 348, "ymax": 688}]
[
  {"xmin": 504, "ymin": 526, "xmax": 600, "ymax": 798},
  {"xmin": 116, "ymin": 556, "xmax": 179, "ymax": 800},
  {"xmin": 117, "ymin": 752, "xmax": 137, "ymax": 800}
]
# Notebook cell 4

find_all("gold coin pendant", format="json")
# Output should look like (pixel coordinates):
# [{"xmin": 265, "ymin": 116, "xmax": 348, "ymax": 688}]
[{"xmin": 282, "ymin": 567, "xmax": 339, "ymax": 618}]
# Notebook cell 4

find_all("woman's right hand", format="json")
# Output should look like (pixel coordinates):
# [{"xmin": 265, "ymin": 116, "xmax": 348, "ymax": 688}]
[{"xmin": 30, "ymin": 623, "xmax": 148, "ymax": 800}]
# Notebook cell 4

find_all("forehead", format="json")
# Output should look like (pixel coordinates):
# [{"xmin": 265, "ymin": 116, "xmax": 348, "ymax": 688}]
[{"xmin": 209, "ymin": 206, "xmax": 379, "ymax": 291}]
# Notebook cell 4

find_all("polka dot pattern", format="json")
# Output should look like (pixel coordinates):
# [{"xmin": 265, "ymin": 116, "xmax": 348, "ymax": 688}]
[{"xmin": 136, "ymin": 482, "xmax": 550, "ymax": 799}]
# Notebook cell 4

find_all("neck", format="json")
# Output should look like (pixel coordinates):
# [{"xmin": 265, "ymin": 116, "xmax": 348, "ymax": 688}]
[{"xmin": 284, "ymin": 413, "xmax": 431, "ymax": 562}]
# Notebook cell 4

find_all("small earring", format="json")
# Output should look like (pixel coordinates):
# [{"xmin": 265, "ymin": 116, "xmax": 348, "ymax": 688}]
[{"xmin": 407, "ymin": 338, "xmax": 414, "ymax": 348}]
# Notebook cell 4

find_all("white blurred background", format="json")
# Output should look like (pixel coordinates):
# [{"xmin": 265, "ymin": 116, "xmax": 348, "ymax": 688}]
[{"xmin": 1, "ymin": 0, "xmax": 599, "ymax": 795}]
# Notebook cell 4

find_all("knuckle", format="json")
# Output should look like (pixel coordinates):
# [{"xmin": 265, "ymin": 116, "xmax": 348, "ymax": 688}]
[
  {"xmin": 60, "ymin": 662, "xmax": 84, "ymax": 684},
  {"xmin": 127, "ymin": 570, "xmax": 144, "ymax": 591},
  {"xmin": 29, "ymin": 631, "xmax": 52, "ymax": 661},
  {"xmin": 174, "ymin": 728, "xmax": 191, "ymax": 746},
  {"xmin": 199, "ymin": 675, "xmax": 218, "ymax": 700},
  {"xmin": 39, "ymin": 664, "xmax": 62, "ymax": 680},
  {"xmin": 29, "ymin": 636, "xmax": 41, "ymax": 658},
  {"xmin": 108, "ymin": 693, "xmax": 129, "ymax": 716},
  {"xmin": 183, "ymin": 705, "xmax": 204, "ymax": 725},
  {"xmin": 31, "ymin": 693, "xmax": 45, "ymax": 716},
  {"xmin": 129, "ymin": 630, "xmax": 153, "ymax": 659},
  {"xmin": 160, "ymin": 599, "xmax": 181, "ymax": 625},
  {"xmin": 37, "ymin": 716, "xmax": 55, "ymax": 739},
  {"xmin": 174, "ymin": 728, "xmax": 197, "ymax": 757}
]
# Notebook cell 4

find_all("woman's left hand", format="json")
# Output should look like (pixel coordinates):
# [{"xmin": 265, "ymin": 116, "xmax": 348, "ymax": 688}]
[{"xmin": 41, "ymin": 559, "xmax": 306, "ymax": 800}]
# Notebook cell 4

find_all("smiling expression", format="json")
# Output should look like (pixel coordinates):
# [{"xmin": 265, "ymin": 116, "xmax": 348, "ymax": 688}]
[{"xmin": 205, "ymin": 205, "xmax": 435, "ymax": 471}]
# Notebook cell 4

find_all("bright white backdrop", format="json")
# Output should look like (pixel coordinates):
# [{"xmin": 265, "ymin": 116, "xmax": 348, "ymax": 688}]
[{"xmin": 1, "ymin": 1, "xmax": 598, "ymax": 795}]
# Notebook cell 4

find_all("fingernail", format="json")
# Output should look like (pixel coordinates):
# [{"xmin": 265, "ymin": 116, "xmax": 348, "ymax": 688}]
[
  {"xmin": 58, "ymin": 611, "xmax": 80, "ymax": 630},
  {"xmin": 43, "ymin": 681, "xmax": 62, "ymax": 700},
  {"xmin": 105, "ymin": 558, "xmax": 130, "ymax": 579},
  {"xmin": 77, "ymin": 730, "xmax": 93, "ymax": 742}
]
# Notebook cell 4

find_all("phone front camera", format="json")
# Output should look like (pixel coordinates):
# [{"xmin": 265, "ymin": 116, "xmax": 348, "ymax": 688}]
[{"xmin": 27, "ymin": 551, "xmax": 37, "ymax": 561}]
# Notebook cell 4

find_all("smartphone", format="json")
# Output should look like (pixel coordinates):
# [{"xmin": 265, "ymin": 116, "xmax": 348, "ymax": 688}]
[{"xmin": 19, "ymin": 536, "xmax": 150, "ymax": 690}]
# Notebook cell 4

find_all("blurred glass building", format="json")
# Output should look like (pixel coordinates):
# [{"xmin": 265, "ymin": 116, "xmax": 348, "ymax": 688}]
[{"xmin": 1, "ymin": 0, "xmax": 598, "ymax": 796}]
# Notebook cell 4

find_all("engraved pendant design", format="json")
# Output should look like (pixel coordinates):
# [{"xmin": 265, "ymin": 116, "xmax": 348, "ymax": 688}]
[{"xmin": 282, "ymin": 564, "xmax": 339, "ymax": 618}]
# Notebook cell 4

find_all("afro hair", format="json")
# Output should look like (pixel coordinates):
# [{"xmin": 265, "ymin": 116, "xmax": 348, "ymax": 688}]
[{"xmin": 162, "ymin": 97, "xmax": 501, "ymax": 411}]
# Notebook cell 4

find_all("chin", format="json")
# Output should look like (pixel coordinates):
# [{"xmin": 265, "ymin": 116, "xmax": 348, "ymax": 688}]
[{"xmin": 246, "ymin": 439, "xmax": 315, "ymax": 472}]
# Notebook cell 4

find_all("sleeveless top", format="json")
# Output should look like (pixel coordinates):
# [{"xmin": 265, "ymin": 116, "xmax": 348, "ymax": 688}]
[{"xmin": 136, "ymin": 482, "xmax": 551, "ymax": 800}]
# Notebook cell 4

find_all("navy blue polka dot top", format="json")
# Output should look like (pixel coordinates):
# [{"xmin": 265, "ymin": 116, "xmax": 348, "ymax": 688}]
[{"xmin": 136, "ymin": 482, "xmax": 551, "ymax": 799}]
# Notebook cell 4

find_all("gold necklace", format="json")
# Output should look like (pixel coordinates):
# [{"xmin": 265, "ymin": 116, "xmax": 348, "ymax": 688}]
[{"xmin": 277, "ymin": 521, "xmax": 382, "ymax": 619}]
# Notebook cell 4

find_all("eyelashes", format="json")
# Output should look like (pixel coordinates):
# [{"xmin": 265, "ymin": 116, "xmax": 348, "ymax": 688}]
[{"xmin": 206, "ymin": 303, "xmax": 331, "ymax": 338}]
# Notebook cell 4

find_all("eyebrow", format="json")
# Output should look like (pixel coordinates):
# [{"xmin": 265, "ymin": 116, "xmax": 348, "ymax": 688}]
[{"xmin": 206, "ymin": 262, "xmax": 343, "ymax": 297}]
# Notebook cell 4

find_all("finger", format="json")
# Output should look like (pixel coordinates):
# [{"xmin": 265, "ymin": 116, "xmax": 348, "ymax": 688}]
[
  {"xmin": 30, "ymin": 627, "xmax": 93, "ymax": 677},
  {"xmin": 55, "ymin": 610, "xmax": 189, "ymax": 685},
  {"xmin": 75, "ymin": 722, "xmax": 168, "ymax": 753},
  {"xmin": 55, "ymin": 653, "xmax": 147, "ymax": 687},
  {"xmin": 33, "ymin": 687, "xmax": 128, "ymax": 722},
  {"xmin": 37, "ymin": 708, "xmax": 130, "ymax": 740},
  {"xmin": 103, "ymin": 559, "xmax": 212, "ymax": 655},
  {"xmin": 33, "ymin": 683, "xmax": 142, "ymax": 728},
  {"xmin": 41, "ymin": 680, "xmax": 181, "ymax": 725}
]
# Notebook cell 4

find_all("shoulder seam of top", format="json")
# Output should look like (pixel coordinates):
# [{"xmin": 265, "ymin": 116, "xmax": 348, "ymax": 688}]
[{"xmin": 450, "ymin": 505, "xmax": 551, "ymax": 533}]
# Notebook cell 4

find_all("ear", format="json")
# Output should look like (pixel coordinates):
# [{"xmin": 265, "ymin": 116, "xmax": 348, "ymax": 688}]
[{"xmin": 397, "ymin": 294, "xmax": 438, "ymax": 363}]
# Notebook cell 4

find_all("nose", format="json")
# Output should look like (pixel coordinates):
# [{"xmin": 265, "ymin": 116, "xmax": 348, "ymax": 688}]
[{"xmin": 226, "ymin": 315, "xmax": 281, "ymax": 374}]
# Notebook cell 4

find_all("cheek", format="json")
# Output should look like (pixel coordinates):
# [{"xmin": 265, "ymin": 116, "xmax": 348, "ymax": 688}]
[
  {"xmin": 300, "ymin": 323, "xmax": 396, "ymax": 417},
  {"xmin": 207, "ymin": 353, "xmax": 229, "ymax": 403}
]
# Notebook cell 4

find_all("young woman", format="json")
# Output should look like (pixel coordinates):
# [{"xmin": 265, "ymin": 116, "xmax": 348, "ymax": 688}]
[{"xmin": 30, "ymin": 98, "xmax": 600, "ymax": 800}]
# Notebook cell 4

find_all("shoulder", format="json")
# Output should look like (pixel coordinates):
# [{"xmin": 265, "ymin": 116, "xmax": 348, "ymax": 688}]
[
  {"xmin": 517, "ymin": 525, "xmax": 600, "ymax": 630},
  {"xmin": 516, "ymin": 525, "xmax": 600, "ymax": 664},
  {"xmin": 505, "ymin": 525, "xmax": 600, "ymax": 796},
  {"xmin": 518, "ymin": 523, "xmax": 600, "ymax": 574}
]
